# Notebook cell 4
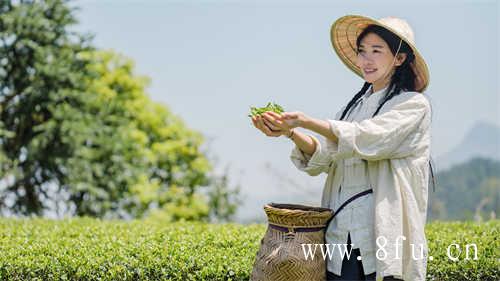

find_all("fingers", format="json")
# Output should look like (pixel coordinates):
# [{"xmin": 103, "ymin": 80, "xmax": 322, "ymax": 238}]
[
  {"xmin": 251, "ymin": 115, "xmax": 268, "ymax": 133},
  {"xmin": 262, "ymin": 113, "xmax": 282, "ymax": 130},
  {"xmin": 257, "ymin": 115, "xmax": 281, "ymax": 137},
  {"xmin": 252, "ymin": 116, "xmax": 259, "ymax": 128},
  {"xmin": 251, "ymin": 115, "xmax": 283, "ymax": 137},
  {"xmin": 258, "ymin": 116, "xmax": 278, "ymax": 136},
  {"xmin": 251, "ymin": 109, "xmax": 303, "ymax": 137},
  {"xmin": 262, "ymin": 112, "xmax": 286, "ymax": 128},
  {"xmin": 266, "ymin": 111, "xmax": 283, "ymax": 120},
  {"xmin": 263, "ymin": 118, "xmax": 281, "ymax": 131},
  {"xmin": 278, "ymin": 111, "xmax": 303, "ymax": 129}
]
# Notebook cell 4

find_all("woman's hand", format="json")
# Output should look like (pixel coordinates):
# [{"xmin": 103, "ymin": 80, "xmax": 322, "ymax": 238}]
[
  {"xmin": 279, "ymin": 111, "xmax": 309, "ymax": 129},
  {"xmin": 260, "ymin": 111, "xmax": 309, "ymax": 131},
  {"xmin": 251, "ymin": 113, "xmax": 290, "ymax": 138},
  {"xmin": 251, "ymin": 110, "xmax": 311, "ymax": 137}
]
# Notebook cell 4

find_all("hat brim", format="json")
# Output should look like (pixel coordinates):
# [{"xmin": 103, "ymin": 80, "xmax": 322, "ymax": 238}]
[{"xmin": 330, "ymin": 15, "xmax": 430, "ymax": 92}]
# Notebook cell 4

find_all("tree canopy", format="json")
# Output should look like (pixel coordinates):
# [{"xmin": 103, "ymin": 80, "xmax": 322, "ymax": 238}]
[{"xmin": 0, "ymin": 0, "xmax": 239, "ymax": 221}]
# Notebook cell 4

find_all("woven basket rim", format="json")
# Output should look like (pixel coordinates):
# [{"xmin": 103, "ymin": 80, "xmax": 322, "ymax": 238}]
[{"xmin": 265, "ymin": 202, "xmax": 332, "ymax": 213}]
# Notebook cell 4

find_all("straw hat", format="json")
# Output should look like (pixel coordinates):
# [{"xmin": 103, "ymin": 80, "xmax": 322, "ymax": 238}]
[{"xmin": 330, "ymin": 15, "xmax": 429, "ymax": 92}]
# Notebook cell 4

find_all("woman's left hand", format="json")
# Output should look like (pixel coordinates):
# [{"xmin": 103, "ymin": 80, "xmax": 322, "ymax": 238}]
[{"xmin": 262, "ymin": 111, "xmax": 310, "ymax": 130}]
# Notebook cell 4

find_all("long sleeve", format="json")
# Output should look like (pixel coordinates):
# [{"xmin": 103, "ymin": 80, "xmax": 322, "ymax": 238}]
[
  {"xmin": 290, "ymin": 105, "xmax": 347, "ymax": 176},
  {"xmin": 290, "ymin": 134, "xmax": 336, "ymax": 176},
  {"xmin": 327, "ymin": 93, "xmax": 431, "ymax": 162}
]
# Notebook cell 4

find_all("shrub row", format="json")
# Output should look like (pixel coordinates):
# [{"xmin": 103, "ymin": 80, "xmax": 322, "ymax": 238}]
[{"xmin": 0, "ymin": 218, "xmax": 498, "ymax": 280}]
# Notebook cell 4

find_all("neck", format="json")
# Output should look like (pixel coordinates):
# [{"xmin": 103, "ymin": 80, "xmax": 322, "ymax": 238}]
[{"xmin": 372, "ymin": 81, "xmax": 390, "ymax": 93}]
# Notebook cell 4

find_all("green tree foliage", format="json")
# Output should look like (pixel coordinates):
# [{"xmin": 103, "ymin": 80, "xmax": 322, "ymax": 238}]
[
  {"xmin": 0, "ymin": 0, "xmax": 240, "ymax": 222},
  {"xmin": 0, "ymin": 0, "xmax": 94, "ymax": 215},
  {"xmin": 67, "ymin": 50, "xmax": 213, "ymax": 219},
  {"xmin": 429, "ymin": 157, "xmax": 500, "ymax": 221}
]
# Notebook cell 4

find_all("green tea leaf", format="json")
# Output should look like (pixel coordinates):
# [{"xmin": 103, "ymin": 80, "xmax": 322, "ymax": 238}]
[{"xmin": 247, "ymin": 102, "xmax": 285, "ymax": 117}]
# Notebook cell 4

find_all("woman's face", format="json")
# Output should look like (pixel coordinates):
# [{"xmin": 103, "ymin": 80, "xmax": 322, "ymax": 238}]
[{"xmin": 356, "ymin": 32, "xmax": 406, "ymax": 88}]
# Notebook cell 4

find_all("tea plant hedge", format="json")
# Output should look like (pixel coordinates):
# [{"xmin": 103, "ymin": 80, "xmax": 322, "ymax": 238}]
[{"xmin": 0, "ymin": 218, "xmax": 498, "ymax": 280}]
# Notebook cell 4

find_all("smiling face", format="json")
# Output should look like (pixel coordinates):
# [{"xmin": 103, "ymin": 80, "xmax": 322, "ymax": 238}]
[{"xmin": 356, "ymin": 32, "xmax": 406, "ymax": 92}]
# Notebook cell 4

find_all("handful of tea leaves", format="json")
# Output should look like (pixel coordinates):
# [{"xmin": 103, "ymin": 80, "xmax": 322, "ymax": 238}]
[{"xmin": 248, "ymin": 102, "xmax": 285, "ymax": 117}]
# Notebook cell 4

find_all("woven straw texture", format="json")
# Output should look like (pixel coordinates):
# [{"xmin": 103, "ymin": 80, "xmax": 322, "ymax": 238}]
[{"xmin": 250, "ymin": 203, "xmax": 334, "ymax": 281}]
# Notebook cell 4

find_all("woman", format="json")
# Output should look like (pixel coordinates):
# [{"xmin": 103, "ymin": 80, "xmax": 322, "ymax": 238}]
[{"xmin": 251, "ymin": 15, "xmax": 435, "ymax": 281}]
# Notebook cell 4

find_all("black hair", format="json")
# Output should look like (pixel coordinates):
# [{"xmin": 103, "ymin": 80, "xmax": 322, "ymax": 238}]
[{"xmin": 339, "ymin": 24, "xmax": 437, "ymax": 192}]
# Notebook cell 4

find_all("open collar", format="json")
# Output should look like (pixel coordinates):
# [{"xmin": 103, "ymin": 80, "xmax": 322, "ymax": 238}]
[{"xmin": 361, "ymin": 84, "xmax": 390, "ymax": 104}]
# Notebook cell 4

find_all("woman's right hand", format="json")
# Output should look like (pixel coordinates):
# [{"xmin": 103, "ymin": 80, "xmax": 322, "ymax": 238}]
[{"xmin": 251, "ymin": 114, "xmax": 290, "ymax": 138}]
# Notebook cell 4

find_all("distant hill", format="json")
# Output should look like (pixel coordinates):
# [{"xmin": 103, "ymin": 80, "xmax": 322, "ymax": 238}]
[
  {"xmin": 428, "ymin": 157, "xmax": 500, "ymax": 222},
  {"xmin": 435, "ymin": 121, "xmax": 500, "ymax": 171}
]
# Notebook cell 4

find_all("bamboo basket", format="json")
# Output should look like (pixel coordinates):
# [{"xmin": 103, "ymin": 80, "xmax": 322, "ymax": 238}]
[{"xmin": 250, "ymin": 203, "xmax": 334, "ymax": 281}]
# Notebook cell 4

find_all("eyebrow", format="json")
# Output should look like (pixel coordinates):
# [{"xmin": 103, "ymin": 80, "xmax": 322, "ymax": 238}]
[{"xmin": 358, "ymin": 44, "xmax": 384, "ymax": 49}]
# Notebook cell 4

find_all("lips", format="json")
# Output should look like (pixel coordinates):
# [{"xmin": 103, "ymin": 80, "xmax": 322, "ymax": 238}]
[{"xmin": 364, "ymin": 68, "xmax": 377, "ymax": 74}]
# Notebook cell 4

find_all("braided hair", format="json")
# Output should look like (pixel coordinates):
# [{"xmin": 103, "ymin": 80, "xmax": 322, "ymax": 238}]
[{"xmin": 339, "ymin": 24, "xmax": 437, "ymax": 192}]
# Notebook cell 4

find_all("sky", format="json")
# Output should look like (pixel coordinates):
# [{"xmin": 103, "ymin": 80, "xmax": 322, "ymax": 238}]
[{"xmin": 73, "ymin": 0, "xmax": 499, "ymax": 222}]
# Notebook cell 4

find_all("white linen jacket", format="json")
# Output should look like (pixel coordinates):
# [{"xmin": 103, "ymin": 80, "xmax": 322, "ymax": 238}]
[{"xmin": 290, "ymin": 90, "xmax": 432, "ymax": 281}]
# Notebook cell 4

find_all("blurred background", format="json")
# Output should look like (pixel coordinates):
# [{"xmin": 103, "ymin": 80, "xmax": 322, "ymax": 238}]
[{"xmin": 1, "ymin": 0, "xmax": 498, "ymax": 224}]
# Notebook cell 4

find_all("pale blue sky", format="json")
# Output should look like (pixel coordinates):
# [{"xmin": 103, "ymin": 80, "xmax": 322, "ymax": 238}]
[{"xmin": 74, "ymin": 0, "xmax": 499, "ymax": 222}]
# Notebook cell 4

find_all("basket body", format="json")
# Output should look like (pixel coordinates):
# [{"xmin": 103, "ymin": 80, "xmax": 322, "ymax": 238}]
[{"xmin": 250, "ymin": 203, "xmax": 334, "ymax": 281}]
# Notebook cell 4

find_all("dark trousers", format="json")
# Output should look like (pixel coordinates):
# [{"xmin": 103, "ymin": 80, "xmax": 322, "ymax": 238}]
[{"xmin": 326, "ymin": 232, "xmax": 404, "ymax": 281}]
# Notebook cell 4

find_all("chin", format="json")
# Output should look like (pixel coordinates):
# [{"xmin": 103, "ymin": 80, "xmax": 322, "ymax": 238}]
[{"xmin": 362, "ymin": 75, "xmax": 382, "ymax": 84}]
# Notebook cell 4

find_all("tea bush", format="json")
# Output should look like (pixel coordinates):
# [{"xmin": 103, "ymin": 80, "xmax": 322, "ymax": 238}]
[{"xmin": 0, "ymin": 218, "xmax": 497, "ymax": 280}]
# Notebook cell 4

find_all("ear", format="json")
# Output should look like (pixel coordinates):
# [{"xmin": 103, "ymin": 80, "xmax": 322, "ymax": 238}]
[{"xmin": 395, "ymin": 53, "xmax": 407, "ymax": 66}]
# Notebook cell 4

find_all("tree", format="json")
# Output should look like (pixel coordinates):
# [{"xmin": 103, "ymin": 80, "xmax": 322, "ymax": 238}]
[
  {"xmin": 428, "ymin": 157, "xmax": 500, "ymax": 221},
  {"xmin": 70, "ymin": 49, "xmax": 212, "ymax": 219},
  {"xmin": 1, "ymin": 1, "xmax": 239, "ymax": 221},
  {"xmin": 0, "ymin": 0, "xmax": 94, "ymax": 215}
]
